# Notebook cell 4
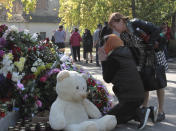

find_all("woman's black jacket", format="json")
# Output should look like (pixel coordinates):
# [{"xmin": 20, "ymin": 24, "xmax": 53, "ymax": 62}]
[
  {"xmin": 102, "ymin": 46, "xmax": 144, "ymax": 102},
  {"xmin": 128, "ymin": 18, "xmax": 161, "ymax": 46},
  {"xmin": 82, "ymin": 33, "xmax": 93, "ymax": 52}
]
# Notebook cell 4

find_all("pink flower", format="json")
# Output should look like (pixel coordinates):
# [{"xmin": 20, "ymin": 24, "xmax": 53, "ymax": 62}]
[
  {"xmin": 36, "ymin": 100, "xmax": 42, "ymax": 107},
  {"xmin": 40, "ymin": 76, "xmax": 47, "ymax": 82},
  {"xmin": 17, "ymin": 81, "xmax": 25, "ymax": 90}
]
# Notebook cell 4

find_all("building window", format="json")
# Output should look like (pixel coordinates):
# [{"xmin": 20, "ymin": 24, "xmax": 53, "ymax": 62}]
[{"xmin": 40, "ymin": 32, "xmax": 46, "ymax": 40}]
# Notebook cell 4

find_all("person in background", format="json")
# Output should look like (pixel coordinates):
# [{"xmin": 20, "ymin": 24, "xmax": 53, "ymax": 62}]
[
  {"xmin": 108, "ymin": 12, "xmax": 167, "ymax": 122},
  {"xmin": 93, "ymin": 24, "xmax": 102, "ymax": 66},
  {"xmin": 51, "ymin": 35, "xmax": 55, "ymax": 44},
  {"xmin": 69, "ymin": 30, "xmax": 74, "ymax": 59},
  {"xmin": 54, "ymin": 25, "xmax": 66, "ymax": 53},
  {"xmin": 99, "ymin": 22, "xmax": 113, "ymax": 47},
  {"xmin": 36, "ymin": 33, "xmax": 41, "ymax": 41},
  {"xmin": 99, "ymin": 30, "xmax": 150, "ymax": 129},
  {"xmin": 161, "ymin": 22, "xmax": 171, "ymax": 60},
  {"xmin": 82, "ymin": 29, "xmax": 93, "ymax": 63},
  {"xmin": 70, "ymin": 28, "xmax": 82, "ymax": 62}
]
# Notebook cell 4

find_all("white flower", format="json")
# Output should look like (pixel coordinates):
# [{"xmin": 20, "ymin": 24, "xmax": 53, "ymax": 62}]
[
  {"xmin": 31, "ymin": 33, "xmax": 38, "ymax": 42},
  {"xmin": 23, "ymin": 29, "xmax": 30, "ymax": 35},
  {"xmin": 31, "ymin": 67, "xmax": 37, "ymax": 72},
  {"xmin": 60, "ymin": 55, "xmax": 69, "ymax": 62},
  {"xmin": 2, "ymin": 30, "xmax": 10, "ymax": 40},
  {"xmin": 2, "ymin": 25, "xmax": 18, "ymax": 40},
  {"xmin": 32, "ymin": 58, "xmax": 44, "ymax": 66},
  {"xmin": 12, "ymin": 72, "xmax": 20, "ymax": 82},
  {"xmin": 9, "ymin": 36, "xmax": 15, "ymax": 41},
  {"xmin": 9, "ymin": 25, "xmax": 18, "ymax": 32},
  {"xmin": 0, "ymin": 54, "xmax": 14, "ymax": 76}
]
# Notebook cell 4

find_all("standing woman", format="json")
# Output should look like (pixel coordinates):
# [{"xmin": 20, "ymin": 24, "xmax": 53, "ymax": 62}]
[
  {"xmin": 82, "ymin": 29, "xmax": 93, "ymax": 63},
  {"xmin": 70, "ymin": 28, "xmax": 82, "ymax": 62},
  {"xmin": 108, "ymin": 12, "xmax": 167, "ymax": 122}
]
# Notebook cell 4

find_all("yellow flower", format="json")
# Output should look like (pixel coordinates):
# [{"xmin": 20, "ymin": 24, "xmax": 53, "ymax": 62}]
[
  {"xmin": 14, "ymin": 57, "xmax": 26, "ymax": 72},
  {"xmin": 7, "ymin": 53, "xmax": 13, "ymax": 60},
  {"xmin": 50, "ymin": 48, "xmax": 55, "ymax": 54},
  {"xmin": 34, "ymin": 65, "xmax": 46, "ymax": 76}
]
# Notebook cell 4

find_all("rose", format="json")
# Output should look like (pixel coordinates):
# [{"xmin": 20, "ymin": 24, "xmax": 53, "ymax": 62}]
[
  {"xmin": 40, "ymin": 76, "xmax": 47, "ymax": 82},
  {"xmin": 6, "ymin": 72, "xmax": 12, "ymax": 79},
  {"xmin": 36, "ymin": 100, "xmax": 42, "ymax": 107}
]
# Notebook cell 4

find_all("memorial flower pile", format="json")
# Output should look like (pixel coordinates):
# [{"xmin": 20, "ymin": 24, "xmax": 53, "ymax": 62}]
[{"xmin": 0, "ymin": 24, "xmax": 113, "ymax": 119}]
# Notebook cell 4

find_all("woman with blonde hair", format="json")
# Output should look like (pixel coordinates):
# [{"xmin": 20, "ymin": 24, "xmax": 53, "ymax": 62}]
[
  {"xmin": 108, "ymin": 12, "xmax": 167, "ymax": 122},
  {"xmin": 99, "ymin": 27, "xmax": 150, "ymax": 129}
]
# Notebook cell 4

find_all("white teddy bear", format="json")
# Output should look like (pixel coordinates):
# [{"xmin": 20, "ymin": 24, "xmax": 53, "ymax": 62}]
[{"xmin": 49, "ymin": 70, "xmax": 117, "ymax": 131}]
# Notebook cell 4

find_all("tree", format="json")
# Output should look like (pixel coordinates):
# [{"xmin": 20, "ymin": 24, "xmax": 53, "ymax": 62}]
[
  {"xmin": 1, "ymin": 0, "xmax": 176, "ymax": 36},
  {"xmin": 0, "ymin": 0, "xmax": 36, "ymax": 19},
  {"xmin": 59, "ymin": 0, "xmax": 133, "ymax": 32}
]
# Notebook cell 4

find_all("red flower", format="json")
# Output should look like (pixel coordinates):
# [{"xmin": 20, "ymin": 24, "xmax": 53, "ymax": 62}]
[
  {"xmin": 28, "ymin": 48, "xmax": 32, "ymax": 52},
  {"xmin": 44, "ymin": 44, "xmax": 49, "ymax": 47},
  {"xmin": 33, "ymin": 47, "xmax": 37, "ymax": 51},
  {"xmin": 87, "ymin": 78, "xmax": 96, "ymax": 87},
  {"xmin": 23, "ymin": 74, "xmax": 35, "ymax": 81},
  {"xmin": 6, "ymin": 72, "xmax": 12, "ymax": 79},
  {"xmin": 40, "ymin": 76, "xmax": 47, "ymax": 82}
]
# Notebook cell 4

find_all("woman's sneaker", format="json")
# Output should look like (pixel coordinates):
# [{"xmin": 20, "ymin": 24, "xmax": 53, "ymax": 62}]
[
  {"xmin": 149, "ymin": 106, "xmax": 158, "ymax": 123},
  {"xmin": 157, "ymin": 112, "xmax": 165, "ymax": 122},
  {"xmin": 137, "ymin": 107, "xmax": 151, "ymax": 130}
]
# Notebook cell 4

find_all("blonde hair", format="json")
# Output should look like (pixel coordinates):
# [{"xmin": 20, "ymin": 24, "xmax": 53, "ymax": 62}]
[{"xmin": 108, "ymin": 12, "xmax": 128, "ymax": 28}]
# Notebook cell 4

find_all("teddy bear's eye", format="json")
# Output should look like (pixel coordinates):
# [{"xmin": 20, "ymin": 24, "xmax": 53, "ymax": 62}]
[{"xmin": 76, "ymin": 86, "xmax": 79, "ymax": 89}]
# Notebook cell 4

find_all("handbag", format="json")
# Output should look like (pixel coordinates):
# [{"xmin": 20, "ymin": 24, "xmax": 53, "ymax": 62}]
[
  {"xmin": 140, "ymin": 49, "xmax": 167, "ymax": 91},
  {"xmin": 155, "ymin": 51, "xmax": 168, "ymax": 71},
  {"xmin": 141, "ymin": 65, "xmax": 167, "ymax": 91}
]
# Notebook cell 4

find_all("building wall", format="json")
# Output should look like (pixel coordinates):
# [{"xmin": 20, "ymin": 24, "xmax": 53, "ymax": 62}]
[{"xmin": 0, "ymin": 22, "xmax": 71, "ymax": 42}]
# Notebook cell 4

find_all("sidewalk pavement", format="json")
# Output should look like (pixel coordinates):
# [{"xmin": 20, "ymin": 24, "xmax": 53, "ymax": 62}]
[
  {"xmin": 168, "ymin": 58, "xmax": 176, "ymax": 69},
  {"xmin": 75, "ymin": 60, "xmax": 176, "ymax": 131}
]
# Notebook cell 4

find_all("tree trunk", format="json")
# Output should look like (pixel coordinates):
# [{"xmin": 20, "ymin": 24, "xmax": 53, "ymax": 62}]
[
  {"xmin": 171, "ymin": 12, "xmax": 176, "ymax": 39},
  {"xmin": 131, "ymin": 0, "xmax": 136, "ymax": 18}
]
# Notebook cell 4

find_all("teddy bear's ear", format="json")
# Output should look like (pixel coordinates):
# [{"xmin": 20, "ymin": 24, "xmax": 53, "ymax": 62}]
[
  {"xmin": 57, "ymin": 70, "xmax": 70, "ymax": 82},
  {"xmin": 81, "ymin": 73, "xmax": 89, "ymax": 81}
]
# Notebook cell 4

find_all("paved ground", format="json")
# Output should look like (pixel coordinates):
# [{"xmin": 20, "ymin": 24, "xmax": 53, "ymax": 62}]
[{"xmin": 75, "ymin": 59, "xmax": 176, "ymax": 131}]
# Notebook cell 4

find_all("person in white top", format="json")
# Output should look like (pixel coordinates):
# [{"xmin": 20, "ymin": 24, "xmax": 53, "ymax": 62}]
[{"xmin": 54, "ymin": 25, "xmax": 66, "ymax": 53}]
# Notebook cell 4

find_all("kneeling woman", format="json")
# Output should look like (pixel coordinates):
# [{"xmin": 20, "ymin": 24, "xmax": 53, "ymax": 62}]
[{"xmin": 99, "ymin": 33, "xmax": 150, "ymax": 129}]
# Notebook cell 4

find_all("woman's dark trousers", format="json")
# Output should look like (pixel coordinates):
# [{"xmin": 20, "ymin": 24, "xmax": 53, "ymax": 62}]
[
  {"xmin": 107, "ymin": 100, "xmax": 143, "ymax": 124},
  {"xmin": 72, "ymin": 46, "xmax": 80, "ymax": 61}
]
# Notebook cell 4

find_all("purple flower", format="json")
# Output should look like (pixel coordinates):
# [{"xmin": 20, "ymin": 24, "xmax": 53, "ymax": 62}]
[
  {"xmin": 72, "ymin": 66, "xmax": 78, "ymax": 71},
  {"xmin": 0, "ymin": 50, "xmax": 5, "ymax": 58},
  {"xmin": 48, "ymin": 68, "xmax": 60, "ymax": 76},
  {"xmin": 23, "ymin": 94, "xmax": 28, "ymax": 100},
  {"xmin": 39, "ymin": 45, "xmax": 44, "ymax": 50},
  {"xmin": 0, "ymin": 37, "xmax": 6, "ymax": 48},
  {"xmin": 36, "ymin": 100, "xmax": 42, "ymax": 107},
  {"xmin": 61, "ymin": 63, "xmax": 68, "ymax": 70}
]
